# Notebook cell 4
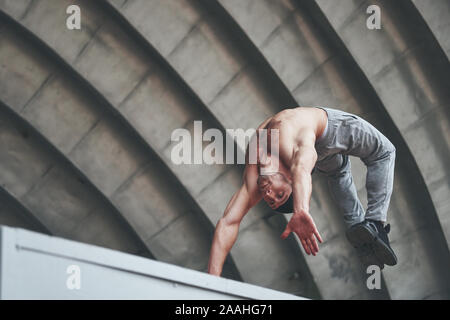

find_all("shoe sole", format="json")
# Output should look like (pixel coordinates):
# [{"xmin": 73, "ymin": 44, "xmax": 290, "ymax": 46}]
[
  {"xmin": 355, "ymin": 243, "xmax": 385, "ymax": 269},
  {"xmin": 346, "ymin": 224, "xmax": 397, "ymax": 266}
]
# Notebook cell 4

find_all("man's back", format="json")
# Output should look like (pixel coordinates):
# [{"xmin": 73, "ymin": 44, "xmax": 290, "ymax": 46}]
[{"xmin": 257, "ymin": 107, "xmax": 328, "ymax": 142}]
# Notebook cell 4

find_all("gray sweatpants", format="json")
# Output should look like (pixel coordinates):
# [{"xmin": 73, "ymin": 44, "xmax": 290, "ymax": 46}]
[{"xmin": 314, "ymin": 107, "xmax": 396, "ymax": 228}]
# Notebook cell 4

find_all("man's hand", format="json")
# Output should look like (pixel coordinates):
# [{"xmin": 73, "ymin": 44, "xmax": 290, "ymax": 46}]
[{"xmin": 281, "ymin": 210, "xmax": 323, "ymax": 255}]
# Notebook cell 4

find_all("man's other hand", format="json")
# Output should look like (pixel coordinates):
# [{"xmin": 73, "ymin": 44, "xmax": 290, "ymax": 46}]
[{"xmin": 281, "ymin": 210, "xmax": 323, "ymax": 255}]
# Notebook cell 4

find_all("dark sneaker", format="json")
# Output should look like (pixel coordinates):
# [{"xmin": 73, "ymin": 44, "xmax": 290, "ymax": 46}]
[
  {"xmin": 346, "ymin": 220, "xmax": 397, "ymax": 267},
  {"xmin": 354, "ymin": 240, "xmax": 385, "ymax": 270}
]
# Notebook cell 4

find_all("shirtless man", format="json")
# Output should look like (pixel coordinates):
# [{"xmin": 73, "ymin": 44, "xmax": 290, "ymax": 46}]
[{"xmin": 207, "ymin": 106, "xmax": 398, "ymax": 276}]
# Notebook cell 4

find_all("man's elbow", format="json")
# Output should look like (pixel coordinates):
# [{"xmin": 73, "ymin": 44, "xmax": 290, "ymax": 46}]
[
  {"xmin": 215, "ymin": 218, "xmax": 239, "ymax": 247},
  {"xmin": 217, "ymin": 217, "xmax": 238, "ymax": 235}
]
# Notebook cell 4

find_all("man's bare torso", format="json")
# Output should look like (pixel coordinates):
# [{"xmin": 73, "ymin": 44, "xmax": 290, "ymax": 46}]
[
  {"xmin": 255, "ymin": 107, "xmax": 327, "ymax": 171},
  {"xmin": 259, "ymin": 107, "xmax": 328, "ymax": 140},
  {"xmin": 242, "ymin": 107, "xmax": 328, "ymax": 204}
]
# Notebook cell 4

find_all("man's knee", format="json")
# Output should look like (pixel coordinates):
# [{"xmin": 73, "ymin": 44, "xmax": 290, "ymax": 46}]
[
  {"xmin": 386, "ymin": 141, "xmax": 396, "ymax": 154},
  {"xmin": 383, "ymin": 144, "xmax": 396, "ymax": 165},
  {"xmin": 364, "ymin": 140, "xmax": 396, "ymax": 166}
]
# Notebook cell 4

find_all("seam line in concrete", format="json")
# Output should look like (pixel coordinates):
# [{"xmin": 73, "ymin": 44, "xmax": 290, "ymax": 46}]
[
  {"xmin": 72, "ymin": 24, "xmax": 103, "ymax": 65},
  {"xmin": 18, "ymin": 0, "xmax": 36, "ymax": 21},
  {"xmin": 167, "ymin": 19, "xmax": 202, "ymax": 59},
  {"xmin": 291, "ymin": 54, "xmax": 334, "ymax": 94},
  {"xmin": 20, "ymin": 73, "xmax": 53, "ymax": 113},
  {"xmin": 207, "ymin": 64, "xmax": 247, "ymax": 105}
]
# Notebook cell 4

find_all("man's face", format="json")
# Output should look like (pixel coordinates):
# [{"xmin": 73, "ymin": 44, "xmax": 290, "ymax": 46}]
[{"xmin": 258, "ymin": 174, "xmax": 292, "ymax": 210}]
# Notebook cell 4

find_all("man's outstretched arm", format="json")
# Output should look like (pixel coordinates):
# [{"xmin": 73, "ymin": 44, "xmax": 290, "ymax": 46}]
[
  {"xmin": 208, "ymin": 166, "xmax": 261, "ymax": 276},
  {"xmin": 280, "ymin": 129, "xmax": 323, "ymax": 255}
]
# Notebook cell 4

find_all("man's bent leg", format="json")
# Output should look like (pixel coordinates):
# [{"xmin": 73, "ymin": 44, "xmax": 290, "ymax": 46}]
[
  {"xmin": 346, "ymin": 145, "xmax": 397, "ymax": 266},
  {"xmin": 316, "ymin": 154, "xmax": 384, "ymax": 267},
  {"xmin": 364, "ymin": 148, "xmax": 396, "ymax": 222},
  {"xmin": 316, "ymin": 154, "xmax": 365, "ymax": 228}
]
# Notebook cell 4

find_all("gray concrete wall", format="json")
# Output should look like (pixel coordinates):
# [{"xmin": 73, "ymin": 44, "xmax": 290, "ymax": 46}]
[
  {"xmin": 0, "ymin": 226, "xmax": 303, "ymax": 300},
  {"xmin": 0, "ymin": 6, "xmax": 239, "ymax": 279},
  {"xmin": 316, "ymin": 0, "xmax": 450, "ymax": 298},
  {"xmin": 0, "ymin": 0, "xmax": 449, "ymax": 299}
]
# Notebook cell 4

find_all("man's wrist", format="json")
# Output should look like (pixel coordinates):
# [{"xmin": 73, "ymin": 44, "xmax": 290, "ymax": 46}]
[
  {"xmin": 292, "ymin": 179, "xmax": 311, "ymax": 214},
  {"xmin": 208, "ymin": 261, "xmax": 222, "ymax": 275},
  {"xmin": 293, "ymin": 207, "xmax": 309, "ymax": 216},
  {"xmin": 208, "ymin": 267, "xmax": 221, "ymax": 276}
]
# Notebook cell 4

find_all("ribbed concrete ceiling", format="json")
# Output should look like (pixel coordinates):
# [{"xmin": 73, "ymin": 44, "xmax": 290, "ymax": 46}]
[{"xmin": 0, "ymin": 0, "xmax": 449, "ymax": 299}]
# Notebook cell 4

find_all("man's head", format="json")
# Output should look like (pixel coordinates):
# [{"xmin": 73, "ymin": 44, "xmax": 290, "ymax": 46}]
[{"xmin": 257, "ymin": 172, "xmax": 293, "ymax": 213}]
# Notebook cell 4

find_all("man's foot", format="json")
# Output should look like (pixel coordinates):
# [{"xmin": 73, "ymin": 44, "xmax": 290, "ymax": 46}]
[
  {"xmin": 354, "ymin": 241, "xmax": 385, "ymax": 269},
  {"xmin": 346, "ymin": 220, "xmax": 397, "ymax": 267}
]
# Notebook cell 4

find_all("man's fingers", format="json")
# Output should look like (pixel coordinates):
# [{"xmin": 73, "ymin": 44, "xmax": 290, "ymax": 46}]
[
  {"xmin": 314, "ymin": 229, "xmax": 323, "ymax": 243},
  {"xmin": 301, "ymin": 239, "xmax": 310, "ymax": 255},
  {"xmin": 306, "ymin": 238, "xmax": 316, "ymax": 256},
  {"xmin": 310, "ymin": 236, "xmax": 319, "ymax": 253},
  {"xmin": 281, "ymin": 226, "xmax": 292, "ymax": 240}
]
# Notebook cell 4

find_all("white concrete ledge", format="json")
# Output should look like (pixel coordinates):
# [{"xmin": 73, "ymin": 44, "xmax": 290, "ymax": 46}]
[{"xmin": 0, "ymin": 226, "xmax": 304, "ymax": 300}]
